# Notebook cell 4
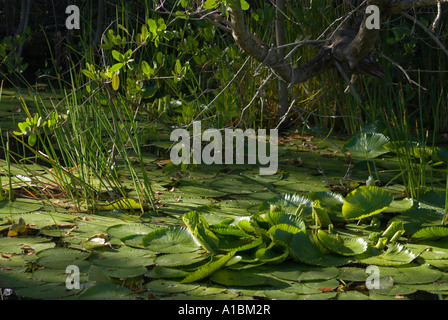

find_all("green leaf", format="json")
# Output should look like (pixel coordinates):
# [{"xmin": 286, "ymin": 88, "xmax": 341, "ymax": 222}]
[
  {"xmin": 141, "ymin": 60, "xmax": 151, "ymax": 77},
  {"xmin": 154, "ymin": 252, "xmax": 209, "ymax": 267},
  {"xmin": 343, "ymin": 132, "xmax": 390, "ymax": 159},
  {"xmin": 342, "ymin": 186, "xmax": 393, "ymax": 220},
  {"xmin": 259, "ymin": 193, "xmax": 313, "ymax": 216},
  {"xmin": 412, "ymin": 226, "xmax": 448, "ymax": 241},
  {"xmin": 240, "ymin": 0, "xmax": 250, "ymax": 10},
  {"xmin": 317, "ymin": 230, "xmax": 368, "ymax": 256},
  {"xmin": 255, "ymin": 242, "xmax": 288, "ymax": 264},
  {"xmin": 203, "ymin": 0, "xmax": 220, "ymax": 9},
  {"xmin": 82, "ymin": 69, "xmax": 96, "ymax": 80},
  {"xmin": 145, "ymin": 279, "xmax": 199, "ymax": 293},
  {"xmin": 110, "ymin": 63, "xmax": 124, "ymax": 73},
  {"xmin": 264, "ymin": 211, "xmax": 306, "ymax": 230},
  {"xmin": 111, "ymin": 50, "xmax": 124, "ymax": 62},
  {"xmin": 28, "ymin": 132, "xmax": 37, "ymax": 147},
  {"xmin": 210, "ymin": 269, "xmax": 268, "ymax": 286},
  {"xmin": 112, "ymin": 73, "xmax": 120, "ymax": 90},
  {"xmin": 267, "ymin": 224, "xmax": 302, "ymax": 245},
  {"xmin": 183, "ymin": 211, "xmax": 219, "ymax": 254},
  {"xmin": 289, "ymin": 232, "xmax": 351, "ymax": 266},
  {"xmin": 359, "ymin": 243, "xmax": 416, "ymax": 266},
  {"xmin": 142, "ymin": 227, "xmax": 201, "ymax": 253},
  {"xmin": 181, "ymin": 251, "xmax": 236, "ymax": 283}
]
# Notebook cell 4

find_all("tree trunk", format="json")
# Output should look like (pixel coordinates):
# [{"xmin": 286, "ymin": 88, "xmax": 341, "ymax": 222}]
[{"xmin": 275, "ymin": 0, "xmax": 289, "ymax": 124}]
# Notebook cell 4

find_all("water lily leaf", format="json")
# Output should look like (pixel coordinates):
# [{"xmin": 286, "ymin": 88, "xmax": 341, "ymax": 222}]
[
  {"xmin": 182, "ymin": 211, "xmax": 219, "ymax": 254},
  {"xmin": 343, "ymin": 132, "xmax": 390, "ymax": 158},
  {"xmin": 218, "ymin": 237, "xmax": 263, "ymax": 252},
  {"xmin": 210, "ymin": 269, "xmax": 269, "ymax": 286},
  {"xmin": 15, "ymin": 283, "xmax": 82, "ymax": 299},
  {"xmin": 145, "ymin": 279, "xmax": 199, "ymax": 293},
  {"xmin": 0, "ymin": 237, "xmax": 53, "ymax": 254},
  {"xmin": 152, "ymin": 266, "xmax": 190, "ymax": 279},
  {"xmin": 289, "ymin": 232, "xmax": 351, "ymax": 266},
  {"xmin": 418, "ymin": 190, "xmax": 446, "ymax": 211},
  {"xmin": 400, "ymin": 274, "xmax": 448, "ymax": 294},
  {"xmin": 36, "ymin": 247, "xmax": 90, "ymax": 269},
  {"xmin": 317, "ymin": 230, "xmax": 368, "ymax": 256},
  {"xmin": 78, "ymin": 282, "xmax": 137, "ymax": 300},
  {"xmin": 154, "ymin": 252, "xmax": 209, "ymax": 267},
  {"xmin": 209, "ymin": 175, "xmax": 272, "ymax": 194},
  {"xmin": 308, "ymin": 191, "xmax": 344, "ymax": 215},
  {"xmin": 99, "ymin": 265, "xmax": 148, "ymax": 278},
  {"xmin": 264, "ymin": 211, "xmax": 306, "ymax": 230},
  {"xmin": 270, "ymin": 262, "xmax": 339, "ymax": 281},
  {"xmin": 390, "ymin": 208, "xmax": 444, "ymax": 235},
  {"xmin": 384, "ymin": 198, "xmax": 415, "ymax": 213},
  {"xmin": 255, "ymin": 242, "xmax": 289, "ymax": 264},
  {"xmin": 412, "ymin": 226, "xmax": 448, "ymax": 241},
  {"xmin": 378, "ymin": 264, "xmax": 442, "ymax": 285},
  {"xmin": 89, "ymin": 247, "xmax": 155, "ymax": 268},
  {"xmin": 342, "ymin": 186, "xmax": 393, "ymax": 220},
  {"xmin": 267, "ymin": 224, "xmax": 303, "ymax": 245},
  {"xmin": 0, "ymin": 199, "xmax": 43, "ymax": 215},
  {"xmin": 258, "ymin": 193, "xmax": 313, "ymax": 216},
  {"xmin": 359, "ymin": 243, "xmax": 416, "ymax": 266},
  {"xmin": 107, "ymin": 223, "xmax": 156, "ymax": 240},
  {"xmin": 141, "ymin": 227, "xmax": 200, "ymax": 253},
  {"xmin": 181, "ymin": 251, "xmax": 235, "ymax": 283}
]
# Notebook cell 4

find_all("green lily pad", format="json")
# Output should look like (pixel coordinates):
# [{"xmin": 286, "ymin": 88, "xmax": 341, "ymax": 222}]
[
  {"xmin": 384, "ymin": 198, "xmax": 415, "ymax": 213},
  {"xmin": 289, "ymin": 232, "xmax": 351, "ymax": 266},
  {"xmin": 342, "ymin": 186, "xmax": 393, "ymax": 220},
  {"xmin": 359, "ymin": 243, "xmax": 416, "ymax": 266},
  {"xmin": 258, "ymin": 193, "xmax": 313, "ymax": 216},
  {"xmin": 210, "ymin": 269, "xmax": 269, "ymax": 287},
  {"xmin": 343, "ymin": 132, "xmax": 390, "ymax": 159},
  {"xmin": 107, "ymin": 223, "xmax": 157, "ymax": 239},
  {"xmin": 390, "ymin": 208, "xmax": 444, "ymax": 235},
  {"xmin": 317, "ymin": 230, "xmax": 368, "ymax": 256},
  {"xmin": 209, "ymin": 175, "xmax": 273, "ymax": 194},
  {"xmin": 77, "ymin": 282, "xmax": 137, "ymax": 300},
  {"xmin": 412, "ymin": 226, "xmax": 448, "ymax": 241},
  {"xmin": 145, "ymin": 279, "xmax": 200, "ymax": 293},
  {"xmin": 89, "ymin": 247, "xmax": 155, "ymax": 267},
  {"xmin": 0, "ymin": 199, "xmax": 43, "ymax": 215},
  {"xmin": 142, "ymin": 227, "xmax": 201, "ymax": 253},
  {"xmin": 36, "ymin": 247, "xmax": 90, "ymax": 269},
  {"xmin": 154, "ymin": 252, "xmax": 209, "ymax": 267},
  {"xmin": 378, "ymin": 264, "xmax": 442, "ymax": 285},
  {"xmin": 270, "ymin": 262, "xmax": 340, "ymax": 281}
]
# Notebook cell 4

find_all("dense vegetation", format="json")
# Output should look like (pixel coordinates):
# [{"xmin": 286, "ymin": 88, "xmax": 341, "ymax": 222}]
[{"xmin": 1, "ymin": 0, "xmax": 448, "ymax": 301}]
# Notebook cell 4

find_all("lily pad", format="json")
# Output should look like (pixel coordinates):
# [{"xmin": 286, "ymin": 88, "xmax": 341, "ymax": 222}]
[
  {"xmin": 412, "ymin": 226, "xmax": 448, "ymax": 241},
  {"xmin": 289, "ymin": 232, "xmax": 351, "ymax": 266},
  {"xmin": 142, "ymin": 227, "xmax": 201, "ymax": 253},
  {"xmin": 154, "ymin": 252, "xmax": 209, "ymax": 267},
  {"xmin": 145, "ymin": 279, "xmax": 200, "ymax": 293},
  {"xmin": 270, "ymin": 262, "xmax": 340, "ymax": 281},
  {"xmin": 359, "ymin": 243, "xmax": 416, "ymax": 266},
  {"xmin": 0, "ymin": 199, "xmax": 43, "ymax": 215},
  {"xmin": 343, "ymin": 132, "xmax": 390, "ymax": 159},
  {"xmin": 342, "ymin": 186, "xmax": 393, "ymax": 220},
  {"xmin": 210, "ymin": 269, "xmax": 269, "ymax": 287},
  {"xmin": 258, "ymin": 193, "xmax": 313, "ymax": 216},
  {"xmin": 317, "ymin": 230, "xmax": 368, "ymax": 256},
  {"xmin": 107, "ymin": 223, "xmax": 157, "ymax": 239},
  {"xmin": 36, "ymin": 247, "xmax": 90, "ymax": 269}
]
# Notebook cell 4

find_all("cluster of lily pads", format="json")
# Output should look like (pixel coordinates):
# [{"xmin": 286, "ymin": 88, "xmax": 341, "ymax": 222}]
[{"xmin": 2, "ymin": 183, "xmax": 448, "ymax": 299}]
